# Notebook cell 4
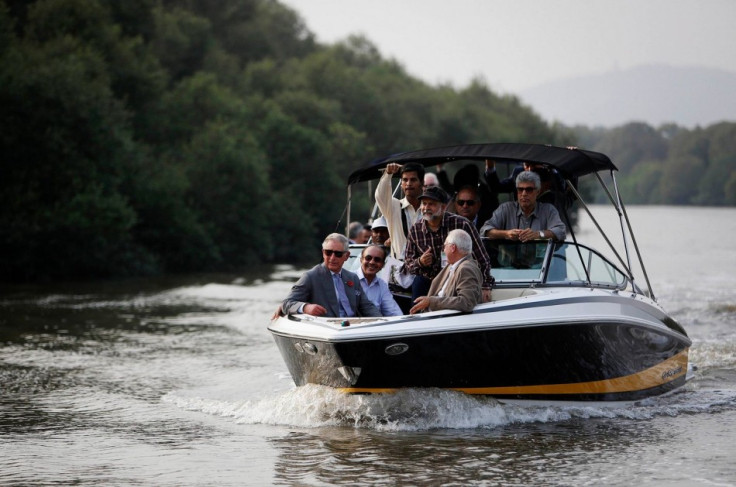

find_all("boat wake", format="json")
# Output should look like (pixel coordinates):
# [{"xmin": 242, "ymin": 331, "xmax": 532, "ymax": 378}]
[{"xmin": 164, "ymin": 376, "xmax": 736, "ymax": 432}]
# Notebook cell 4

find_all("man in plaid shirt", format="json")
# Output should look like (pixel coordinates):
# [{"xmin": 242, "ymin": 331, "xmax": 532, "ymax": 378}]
[{"xmin": 405, "ymin": 186, "xmax": 493, "ymax": 302}]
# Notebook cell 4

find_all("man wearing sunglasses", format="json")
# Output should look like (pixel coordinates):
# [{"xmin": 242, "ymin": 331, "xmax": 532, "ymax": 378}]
[
  {"xmin": 485, "ymin": 159, "xmax": 575, "ymax": 221},
  {"xmin": 452, "ymin": 185, "xmax": 483, "ymax": 231},
  {"xmin": 480, "ymin": 171, "xmax": 566, "ymax": 242},
  {"xmin": 356, "ymin": 245, "xmax": 403, "ymax": 316},
  {"xmin": 280, "ymin": 233, "xmax": 381, "ymax": 318}
]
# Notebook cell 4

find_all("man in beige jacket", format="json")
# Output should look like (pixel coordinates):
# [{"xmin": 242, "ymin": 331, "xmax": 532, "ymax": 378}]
[{"xmin": 409, "ymin": 229, "xmax": 483, "ymax": 314}]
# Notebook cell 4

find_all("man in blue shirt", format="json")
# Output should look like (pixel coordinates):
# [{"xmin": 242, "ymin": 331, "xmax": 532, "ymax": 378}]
[
  {"xmin": 480, "ymin": 171, "xmax": 566, "ymax": 242},
  {"xmin": 356, "ymin": 245, "xmax": 403, "ymax": 316}
]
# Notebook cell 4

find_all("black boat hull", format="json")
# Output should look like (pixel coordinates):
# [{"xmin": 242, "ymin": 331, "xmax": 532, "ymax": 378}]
[{"xmin": 271, "ymin": 320, "xmax": 690, "ymax": 402}]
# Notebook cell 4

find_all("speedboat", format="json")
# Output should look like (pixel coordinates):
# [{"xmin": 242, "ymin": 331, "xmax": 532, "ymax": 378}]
[{"xmin": 268, "ymin": 143, "xmax": 691, "ymax": 404}]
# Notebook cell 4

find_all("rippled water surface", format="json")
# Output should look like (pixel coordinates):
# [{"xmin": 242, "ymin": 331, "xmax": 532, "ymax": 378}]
[{"xmin": 2, "ymin": 206, "xmax": 736, "ymax": 486}]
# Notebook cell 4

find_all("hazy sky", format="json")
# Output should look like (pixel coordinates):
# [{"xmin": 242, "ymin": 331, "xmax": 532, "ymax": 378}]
[{"xmin": 280, "ymin": 0, "xmax": 736, "ymax": 94}]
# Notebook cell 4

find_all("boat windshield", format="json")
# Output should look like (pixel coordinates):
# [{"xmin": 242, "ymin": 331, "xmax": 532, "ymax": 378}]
[
  {"xmin": 485, "ymin": 240, "xmax": 629, "ymax": 288},
  {"xmin": 547, "ymin": 242, "xmax": 628, "ymax": 288},
  {"xmin": 347, "ymin": 240, "xmax": 630, "ymax": 290},
  {"xmin": 486, "ymin": 240, "xmax": 547, "ymax": 282}
]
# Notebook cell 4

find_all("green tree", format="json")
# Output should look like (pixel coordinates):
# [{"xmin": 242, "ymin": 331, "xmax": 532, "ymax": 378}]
[
  {"xmin": 0, "ymin": 0, "xmax": 577, "ymax": 282},
  {"xmin": 25, "ymin": 0, "xmax": 167, "ymax": 138},
  {"xmin": 123, "ymin": 154, "xmax": 216, "ymax": 273},
  {"xmin": 182, "ymin": 121, "xmax": 272, "ymax": 267},
  {"xmin": 150, "ymin": 5, "xmax": 212, "ymax": 82},
  {"xmin": 725, "ymin": 173, "xmax": 736, "ymax": 205},
  {"xmin": 694, "ymin": 154, "xmax": 736, "ymax": 206},
  {"xmin": 659, "ymin": 155, "xmax": 706, "ymax": 204},
  {"xmin": 619, "ymin": 161, "xmax": 664, "ymax": 204},
  {"xmin": 593, "ymin": 123, "xmax": 668, "ymax": 173},
  {"xmin": 0, "ymin": 35, "xmax": 140, "ymax": 279}
]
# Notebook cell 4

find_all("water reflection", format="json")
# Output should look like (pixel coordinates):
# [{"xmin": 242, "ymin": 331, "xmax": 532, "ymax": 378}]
[
  {"xmin": 1, "ymin": 226, "xmax": 736, "ymax": 487},
  {"xmin": 269, "ymin": 418, "xmax": 668, "ymax": 485}
]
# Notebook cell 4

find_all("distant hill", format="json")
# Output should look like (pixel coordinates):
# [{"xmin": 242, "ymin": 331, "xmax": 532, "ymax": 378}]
[{"xmin": 520, "ymin": 64, "xmax": 736, "ymax": 128}]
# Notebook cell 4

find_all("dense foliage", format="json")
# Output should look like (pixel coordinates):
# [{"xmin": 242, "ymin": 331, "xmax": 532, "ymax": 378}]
[
  {"xmin": 1, "ymin": 0, "xmax": 733, "ymax": 282},
  {"xmin": 574, "ymin": 122, "xmax": 736, "ymax": 205},
  {"xmin": 0, "ymin": 0, "xmax": 565, "ymax": 281}
]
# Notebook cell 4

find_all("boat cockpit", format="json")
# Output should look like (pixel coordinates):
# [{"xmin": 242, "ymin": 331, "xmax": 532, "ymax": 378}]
[{"xmin": 347, "ymin": 238, "xmax": 641, "ymax": 310}]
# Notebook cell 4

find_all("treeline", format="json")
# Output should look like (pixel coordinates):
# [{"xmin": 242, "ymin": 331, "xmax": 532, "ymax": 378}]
[
  {"xmin": 573, "ymin": 121, "xmax": 736, "ymax": 205},
  {"xmin": 0, "ymin": 0, "xmax": 566, "ymax": 281}
]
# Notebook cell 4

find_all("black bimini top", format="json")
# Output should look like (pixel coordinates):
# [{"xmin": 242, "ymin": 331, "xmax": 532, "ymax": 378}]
[{"xmin": 347, "ymin": 143, "xmax": 617, "ymax": 185}]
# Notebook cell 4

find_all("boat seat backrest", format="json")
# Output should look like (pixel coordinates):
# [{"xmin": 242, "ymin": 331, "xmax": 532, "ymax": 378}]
[{"xmin": 490, "ymin": 288, "xmax": 541, "ymax": 302}]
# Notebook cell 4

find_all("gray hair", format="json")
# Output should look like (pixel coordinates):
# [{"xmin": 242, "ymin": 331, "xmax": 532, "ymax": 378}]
[
  {"xmin": 445, "ymin": 229, "xmax": 472, "ymax": 254},
  {"xmin": 424, "ymin": 172, "xmax": 440, "ymax": 187},
  {"xmin": 348, "ymin": 221, "xmax": 364, "ymax": 239},
  {"xmin": 323, "ymin": 233, "xmax": 350, "ymax": 251},
  {"xmin": 516, "ymin": 170, "xmax": 541, "ymax": 190}
]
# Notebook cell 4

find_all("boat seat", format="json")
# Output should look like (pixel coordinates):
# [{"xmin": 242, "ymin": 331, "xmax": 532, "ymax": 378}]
[{"xmin": 490, "ymin": 288, "xmax": 541, "ymax": 302}]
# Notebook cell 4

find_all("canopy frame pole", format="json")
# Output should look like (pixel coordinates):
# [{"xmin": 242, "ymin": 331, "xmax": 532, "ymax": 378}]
[
  {"xmin": 612, "ymin": 172, "xmax": 656, "ymax": 301},
  {"xmin": 344, "ymin": 185, "xmax": 352, "ymax": 236},
  {"xmin": 568, "ymin": 179, "xmax": 633, "ymax": 280}
]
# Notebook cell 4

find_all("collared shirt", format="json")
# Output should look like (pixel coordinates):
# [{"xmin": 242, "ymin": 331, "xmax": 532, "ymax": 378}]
[
  {"xmin": 479, "ymin": 201, "xmax": 566, "ymax": 241},
  {"xmin": 375, "ymin": 170, "xmax": 422, "ymax": 259},
  {"xmin": 331, "ymin": 270, "xmax": 354, "ymax": 317},
  {"xmin": 356, "ymin": 268, "xmax": 403, "ymax": 316},
  {"xmin": 405, "ymin": 212, "xmax": 493, "ymax": 289},
  {"xmin": 437, "ymin": 255, "xmax": 468, "ymax": 297}
]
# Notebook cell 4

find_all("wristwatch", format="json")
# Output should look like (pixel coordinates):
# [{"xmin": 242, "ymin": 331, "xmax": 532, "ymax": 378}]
[{"xmin": 539, "ymin": 231, "xmax": 545, "ymax": 239}]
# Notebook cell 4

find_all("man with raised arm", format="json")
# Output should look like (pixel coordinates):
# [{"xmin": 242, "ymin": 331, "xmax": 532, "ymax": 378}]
[{"xmin": 374, "ymin": 162, "xmax": 425, "ymax": 259}]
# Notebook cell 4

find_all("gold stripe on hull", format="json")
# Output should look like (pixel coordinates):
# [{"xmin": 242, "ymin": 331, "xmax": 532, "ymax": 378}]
[{"xmin": 339, "ymin": 349, "xmax": 689, "ymax": 396}]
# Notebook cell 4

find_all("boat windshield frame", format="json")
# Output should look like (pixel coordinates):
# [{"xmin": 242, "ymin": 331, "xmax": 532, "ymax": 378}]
[{"xmin": 485, "ymin": 239, "xmax": 634, "ymax": 291}]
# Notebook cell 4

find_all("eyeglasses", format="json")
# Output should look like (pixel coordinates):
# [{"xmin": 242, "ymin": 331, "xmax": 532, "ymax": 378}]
[
  {"xmin": 456, "ymin": 199, "xmax": 476, "ymax": 207},
  {"xmin": 363, "ymin": 255, "xmax": 384, "ymax": 263},
  {"xmin": 323, "ymin": 249, "xmax": 347, "ymax": 257},
  {"xmin": 516, "ymin": 186, "xmax": 536, "ymax": 193}
]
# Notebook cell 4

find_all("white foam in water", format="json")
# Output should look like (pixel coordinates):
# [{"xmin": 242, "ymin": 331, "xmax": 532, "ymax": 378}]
[
  {"xmin": 26, "ymin": 280, "xmax": 295, "ymax": 314},
  {"xmin": 152, "ymin": 271, "xmax": 736, "ymax": 432},
  {"xmin": 163, "ymin": 380, "xmax": 736, "ymax": 432}
]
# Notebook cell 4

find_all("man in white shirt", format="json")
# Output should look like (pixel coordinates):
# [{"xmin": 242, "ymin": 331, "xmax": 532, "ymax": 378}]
[{"xmin": 374, "ymin": 162, "xmax": 425, "ymax": 259}]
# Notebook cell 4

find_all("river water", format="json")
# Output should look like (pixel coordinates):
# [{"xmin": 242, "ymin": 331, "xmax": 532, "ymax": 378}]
[{"xmin": 1, "ymin": 206, "xmax": 735, "ymax": 486}]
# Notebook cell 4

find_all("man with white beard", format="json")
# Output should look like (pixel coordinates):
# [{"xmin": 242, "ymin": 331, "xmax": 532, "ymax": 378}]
[{"xmin": 403, "ymin": 186, "xmax": 493, "ymax": 302}]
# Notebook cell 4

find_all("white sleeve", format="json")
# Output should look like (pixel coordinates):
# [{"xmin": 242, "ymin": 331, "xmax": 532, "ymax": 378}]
[{"xmin": 375, "ymin": 171, "xmax": 407, "ymax": 259}]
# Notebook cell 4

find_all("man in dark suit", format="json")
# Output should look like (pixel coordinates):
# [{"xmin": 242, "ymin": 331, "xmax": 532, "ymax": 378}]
[{"xmin": 281, "ymin": 233, "xmax": 381, "ymax": 318}]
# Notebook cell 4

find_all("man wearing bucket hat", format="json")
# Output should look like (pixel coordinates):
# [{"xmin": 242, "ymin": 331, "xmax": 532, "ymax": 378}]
[{"xmin": 404, "ymin": 186, "xmax": 493, "ymax": 302}]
